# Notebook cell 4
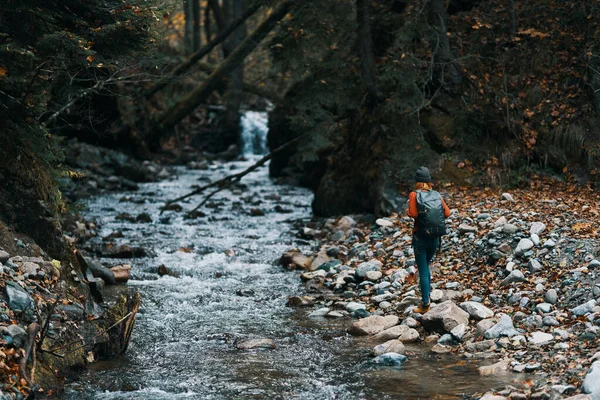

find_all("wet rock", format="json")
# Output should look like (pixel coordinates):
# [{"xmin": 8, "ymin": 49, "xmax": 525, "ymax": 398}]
[
  {"xmin": 236, "ymin": 288, "xmax": 255, "ymax": 297},
  {"xmin": 373, "ymin": 339, "xmax": 406, "ymax": 356},
  {"xmin": 345, "ymin": 302, "xmax": 366, "ymax": 313},
  {"xmin": 308, "ymin": 307, "xmax": 330, "ymax": 318},
  {"xmin": 500, "ymin": 270, "xmax": 527, "ymax": 286},
  {"xmin": 438, "ymin": 334, "xmax": 455, "ymax": 346},
  {"xmin": 236, "ymin": 339, "xmax": 276, "ymax": 350},
  {"xmin": 353, "ymin": 309, "xmax": 370, "ymax": 319},
  {"xmin": 135, "ymin": 213, "xmax": 152, "ymax": 223},
  {"xmin": 465, "ymin": 339, "xmax": 496, "ymax": 352},
  {"xmin": 288, "ymin": 296, "xmax": 314, "ymax": 307},
  {"xmin": 460, "ymin": 301, "xmax": 494, "ymax": 320},
  {"xmin": 431, "ymin": 343, "xmax": 453, "ymax": 354},
  {"xmin": 572, "ymin": 300, "xmax": 597, "ymax": 316},
  {"xmin": 6, "ymin": 325, "xmax": 26, "ymax": 348},
  {"xmin": 280, "ymin": 250, "xmax": 312, "ymax": 270},
  {"xmin": 5, "ymin": 282, "xmax": 33, "ymax": 312},
  {"xmin": 250, "ymin": 208, "xmax": 265, "ymax": 216},
  {"xmin": 371, "ymin": 352, "xmax": 407, "ymax": 367},
  {"xmin": 421, "ymin": 301, "xmax": 470, "ymax": 334},
  {"xmin": 479, "ymin": 360, "xmax": 510, "ymax": 376},
  {"xmin": 355, "ymin": 262, "xmax": 380, "ymax": 279},
  {"xmin": 529, "ymin": 331, "xmax": 553, "ymax": 345},
  {"xmin": 484, "ymin": 314, "xmax": 518, "ymax": 339},
  {"xmin": 582, "ymin": 361, "xmax": 600, "ymax": 394},
  {"xmin": 348, "ymin": 315, "xmax": 399, "ymax": 336},
  {"xmin": 374, "ymin": 325, "xmax": 419, "ymax": 342},
  {"xmin": 103, "ymin": 244, "xmax": 148, "ymax": 259},
  {"xmin": 515, "ymin": 239, "xmax": 534, "ymax": 255}
]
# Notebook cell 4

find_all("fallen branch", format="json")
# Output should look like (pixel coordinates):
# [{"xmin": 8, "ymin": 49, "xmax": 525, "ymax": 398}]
[
  {"xmin": 163, "ymin": 134, "xmax": 305, "ymax": 211},
  {"xmin": 19, "ymin": 322, "xmax": 40, "ymax": 386},
  {"xmin": 37, "ymin": 296, "xmax": 61, "ymax": 353}
]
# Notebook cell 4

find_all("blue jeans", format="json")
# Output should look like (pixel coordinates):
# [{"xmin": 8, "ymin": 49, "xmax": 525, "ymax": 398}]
[{"xmin": 413, "ymin": 235, "xmax": 439, "ymax": 305}]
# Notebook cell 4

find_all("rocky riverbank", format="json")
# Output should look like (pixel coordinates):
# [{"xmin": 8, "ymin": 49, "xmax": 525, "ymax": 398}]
[{"xmin": 283, "ymin": 179, "xmax": 600, "ymax": 399}]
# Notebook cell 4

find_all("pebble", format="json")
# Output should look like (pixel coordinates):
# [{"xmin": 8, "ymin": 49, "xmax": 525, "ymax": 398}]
[
  {"xmin": 536, "ymin": 303, "xmax": 552, "ymax": 313},
  {"xmin": 515, "ymin": 239, "xmax": 534, "ymax": 255},
  {"xmin": 545, "ymin": 289, "xmax": 558, "ymax": 304},
  {"xmin": 500, "ymin": 270, "xmax": 527, "ymax": 286}
]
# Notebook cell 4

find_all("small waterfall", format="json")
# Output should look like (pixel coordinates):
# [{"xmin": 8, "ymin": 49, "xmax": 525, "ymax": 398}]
[{"xmin": 239, "ymin": 110, "xmax": 268, "ymax": 156}]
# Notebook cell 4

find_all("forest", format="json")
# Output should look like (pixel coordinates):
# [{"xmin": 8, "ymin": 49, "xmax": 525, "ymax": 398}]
[{"xmin": 1, "ymin": 0, "xmax": 600, "ymax": 398}]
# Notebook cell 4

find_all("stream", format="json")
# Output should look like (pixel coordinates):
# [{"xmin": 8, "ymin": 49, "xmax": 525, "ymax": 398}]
[{"xmin": 63, "ymin": 112, "xmax": 520, "ymax": 399}]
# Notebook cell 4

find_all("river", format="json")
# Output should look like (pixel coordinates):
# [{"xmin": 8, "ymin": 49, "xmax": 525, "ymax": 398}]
[{"xmin": 63, "ymin": 112, "xmax": 519, "ymax": 399}]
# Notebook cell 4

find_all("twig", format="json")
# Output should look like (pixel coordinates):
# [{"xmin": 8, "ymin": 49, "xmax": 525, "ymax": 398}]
[
  {"xmin": 37, "ymin": 295, "xmax": 61, "ymax": 353},
  {"xmin": 163, "ymin": 134, "xmax": 306, "ymax": 211},
  {"xmin": 48, "ymin": 312, "xmax": 133, "ymax": 354}
]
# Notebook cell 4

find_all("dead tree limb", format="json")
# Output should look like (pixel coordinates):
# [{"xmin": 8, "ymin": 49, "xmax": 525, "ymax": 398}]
[
  {"xmin": 144, "ymin": 1, "xmax": 261, "ymax": 100},
  {"xmin": 148, "ymin": 0, "xmax": 294, "ymax": 149},
  {"xmin": 19, "ymin": 322, "xmax": 40, "ymax": 386},
  {"xmin": 164, "ymin": 133, "xmax": 306, "ymax": 210}
]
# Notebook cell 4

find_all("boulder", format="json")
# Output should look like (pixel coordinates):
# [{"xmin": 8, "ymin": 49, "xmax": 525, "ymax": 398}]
[
  {"xmin": 421, "ymin": 301, "xmax": 470, "ymax": 334},
  {"xmin": 374, "ymin": 325, "xmax": 419, "ymax": 342},
  {"xmin": 460, "ymin": 301, "xmax": 494, "ymax": 320},
  {"xmin": 373, "ymin": 339, "xmax": 406, "ymax": 356},
  {"xmin": 348, "ymin": 315, "xmax": 399, "ymax": 336}
]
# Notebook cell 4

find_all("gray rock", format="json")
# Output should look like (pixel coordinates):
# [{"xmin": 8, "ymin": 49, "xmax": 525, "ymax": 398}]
[
  {"xmin": 522, "ymin": 315, "xmax": 542, "ymax": 329},
  {"xmin": 572, "ymin": 300, "xmax": 597, "ymax": 317},
  {"xmin": 421, "ymin": 301, "xmax": 470, "ymax": 334},
  {"xmin": 531, "ymin": 233, "xmax": 540, "ymax": 246},
  {"xmin": 515, "ymin": 239, "xmax": 534, "ymax": 255},
  {"xmin": 349, "ymin": 315, "xmax": 399, "ymax": 336},
  {"xmin": 374, "ymin": 325, "xmax": 419, "ymax": 342},
  {"xmin": 503, "ymin": 224, "xmax": 519, "ymax": 234},
  {"xmin": 465, "ymin": 339, "xmax": 496, "ymax": 353},
  {"xmin": 308, "ymin": 308, "xmax": 331, "ymax": 318},
  {"xmin": 460, "ymin": 301, "xmax": 494, "ymax": 320},
  {"xmin": 582, "ymin": 361, "xmax": 600, "ymax": 394},
  {"xmin": 430, "ymin": 289, "xmax": 444, "ymax": 302},
  {"xmin": 371, "ymin": 352, "xmax": 408, "ymax": 367},
  {"xmin": 458, "ymin": 224, "xmax": 477, "ymax": 234},
  {"xmin": 346, "ymin": 302, "xmax": 366, "ymax": 313},
  {"xmin": 0, "ymin": 250, "xmax": 9, "ymax": 264},
  {"xmin": 544, "ymin": 239, "xmax": 556, "ymax": 248},
  {"xmin": 445, "ymin": 281, "xmax": 459, "ymax": 289},
  {"xmin": 502, "ymin": 193, "xmax": 515, "ymax": 202},
  {"xmin": 500, "ymin": 270, "xmax": 527, "ymax": 286},
  {"xmin": 373, "ymin": 339, "xmax": 406, "ymax": 356},
  {"xmin": 356, "ymin": 262, "xmax": 380, "ymax": 279},
  {"xmin": 401, "ymin": 317, "xmax": 419, "ymax": 328},
  {"xmin": 236, "ymin": 338, "xmax": 276, "ymax": 350},
  {"xmin": 590, "ymin": 260, "xmax": 600, "ymax": 268},
  {"xmin": 484, "ymin": 314, "xmax": 519, "ymax": 339},
  {"xmin": 438, "ymin": 333, "xmax": 455, "ymax": 345},
  {"xmin": 542, "ymin": 316, "xmax": 560, "ymax": 326},
  {"xmin": 494, "ymin": 216, "xmax": 507, "ymax": 227},
  {"xmin": 530, "ymin": 222, "xmax": 546, "ymax": 235},
  {"xmin": 20, "ymin": 261, "xmax": 39, "ymax": 277},
  {"xmin": 528, "ymin": 259, "xmax": 543, "ymax": 273},
  {"xmin": 365, "ymin": 270, "xmax": 383, "ymax": 281},
  {"xmin": 5, "ymin": 282, "xmax": 33, "ymax": 312},
  {"xmin": 372, "ymin": 293, "xmax": 394, "ymax": 303},
  {"xmin": 545, "ymin": 289, "xmax": 558, "ymax": 304},
  {"xmin": 477, "ymin": 319, "xmax": 497, "ymax": 336},
  {"xmin": 529, "ymin": 331, "xmax": 553, "ymax": 345},
  {"xmin": 6, "ymin": 324, "xmax": 26, "ymax": 348},
  {"xmin": 450, "ymin": 324, "xmax": 467, "ymax": 341},
  {"xmin": 536, "ymin": 303, "xmax": 552, "ymax": 313}
]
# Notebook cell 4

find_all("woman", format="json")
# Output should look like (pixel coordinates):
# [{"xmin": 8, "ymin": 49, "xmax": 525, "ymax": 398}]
[{"xmin": 407, "ymin": 166, "xmax": 451, "ymax": 314}]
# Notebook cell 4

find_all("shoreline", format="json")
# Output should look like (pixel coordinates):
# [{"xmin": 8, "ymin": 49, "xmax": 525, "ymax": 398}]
[{"xmin": 283, "ymin": 180, "xmax": 600, "ymax": 399}]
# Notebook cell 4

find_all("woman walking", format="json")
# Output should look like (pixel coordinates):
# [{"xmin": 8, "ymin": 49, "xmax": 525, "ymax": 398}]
[{"xmin": 407, "ymin": 166, "xmax": 451, "ymax": 314}]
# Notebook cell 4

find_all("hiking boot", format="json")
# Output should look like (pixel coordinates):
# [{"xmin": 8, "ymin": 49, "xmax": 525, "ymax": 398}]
[{"xmin": 413, "ymin": 302, "xmax": 430, "ymax": 314}]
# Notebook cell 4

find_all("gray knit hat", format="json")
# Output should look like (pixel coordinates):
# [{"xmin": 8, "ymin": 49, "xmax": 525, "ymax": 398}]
[{"xmin": 415, "ymin": 166, "xmax": 431, "ymax": 182}]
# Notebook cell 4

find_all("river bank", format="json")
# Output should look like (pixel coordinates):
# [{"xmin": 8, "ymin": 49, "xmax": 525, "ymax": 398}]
[{"xmin": 284, "ymin": 180, "xmax": 600, "ymax": 399}]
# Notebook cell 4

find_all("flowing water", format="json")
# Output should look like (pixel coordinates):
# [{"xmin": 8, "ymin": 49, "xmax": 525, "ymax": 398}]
[{"xmin": 63, "ymin": 113, "xmax": 522, "ymax": 399}]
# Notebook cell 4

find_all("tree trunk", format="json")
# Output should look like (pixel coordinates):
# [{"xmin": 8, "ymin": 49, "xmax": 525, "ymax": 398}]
[
  {"xmin": 356, "ymin": 0, "xmax": 379, "ymax": 106},
  {"xmin": 509, "ymin": 0, "xmax": 517, "ymax": 38},
  {"xmin": 184, "ymin": 0, "xmax": 194, "ymax": 54},
  {"xmin": 221, "ymin": 0, "xmax": 247, "ymax": 150},
  {"xmin": 193, "ymin": 0, "xmax": 201, "ymax": 51},
  {"xmin": 145, "ymin": 2, "xmax": 261, "ymax": 99},
  {"xmin": 148, "ymin": 0, "xmax": 294, "ymax": 150},
  {"xmin": 204, "ymin": 3, "xmax": 212, "ymax": 60},
  {"xmin": 427, "ymin": 0, "xmax": 461, "ymax": 89}
]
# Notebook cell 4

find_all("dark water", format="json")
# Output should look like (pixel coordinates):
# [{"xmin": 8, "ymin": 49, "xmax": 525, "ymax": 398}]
[{"xmin": 63, "ymin": 158, "xmax": 521, "ymax": 399}]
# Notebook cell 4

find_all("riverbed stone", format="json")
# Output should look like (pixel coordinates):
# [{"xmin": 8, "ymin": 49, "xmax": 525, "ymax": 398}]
[
  {"xmin": 479, "ymin": 360, "xmax": 510, "ymax": 376},
  {"xmin": 545, "ymin": 289, "xmax": 558, "ymax": 304},
  {"xmin": 465, "ymin": 339, "xmax": 496, "ymax": 353},
  {"xmin": 530, "ymin": 222, "xmax": 546, "ymax": 235},
  {"xmin": 365, "ymin": 270, "xmax": 383, "ymax": 281},
  {"xmin": 236, "ymin": 338, "xmax": 276, "ymax": 350},
  {"xmin": 355, "ymin": 262, "xmax": 380, "ymax": 279},
  {"xmin": 373, "ymin": 339, "xmax": 406, "ymax": 356},
  {"xmin": 582, "ymin": 361, "xmax": 600, "ymax": 394},
  {"xmin": 308, "ymin": 308, "xmax": 330, "ymax": 318},
  {"xmin": 348, "ymin": 315, "xmax": 399, "ymax": 336},
  {"xmin": 500, "ymin": 270, "xmax": 527, "ymax": 286},
  {"xmin": 484, "ymin": 314, "xmax": 518, "ymax": 339},
  {"xmin": 572, "ymin": 300, "xmax": 597, "ymax": 316},
  {"xmin": 0, "ymin": 250, "xmax": 9, "ymax": 264},
  {"xmin": 528, "ymin": 259, "xmax": 543, "ymax": 273},
  {"xmin": 6, "ymin": 324, "xmax": 26, "ymax": 348},
  {"xmin": 529, "ymin": 331, "xmax": 553, "ymax": 345},
  {"xmin": 460, "ymin": 301, "xmax": 494, "ymax": 320},
  {"xmin": 375, "ymin": 218, "xmax": 394, "ymax": 228},
  {"xmin": 421, "ymin": 301, "xmax": 470, "ymax": 334},
  {"xmin": 345, "ymin": 302, "xmax": 366, "ymax": 314},
  {"xmin": 374, "ymin": 325, "xmax": 419, "ymax": 342},
  {"xmin": 5, "ymin": 282, "xmax": 33, "ymax": 312},
  {"xmin": 371, "ymin": 352, "xmax": 408, "ymax": 367}
]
